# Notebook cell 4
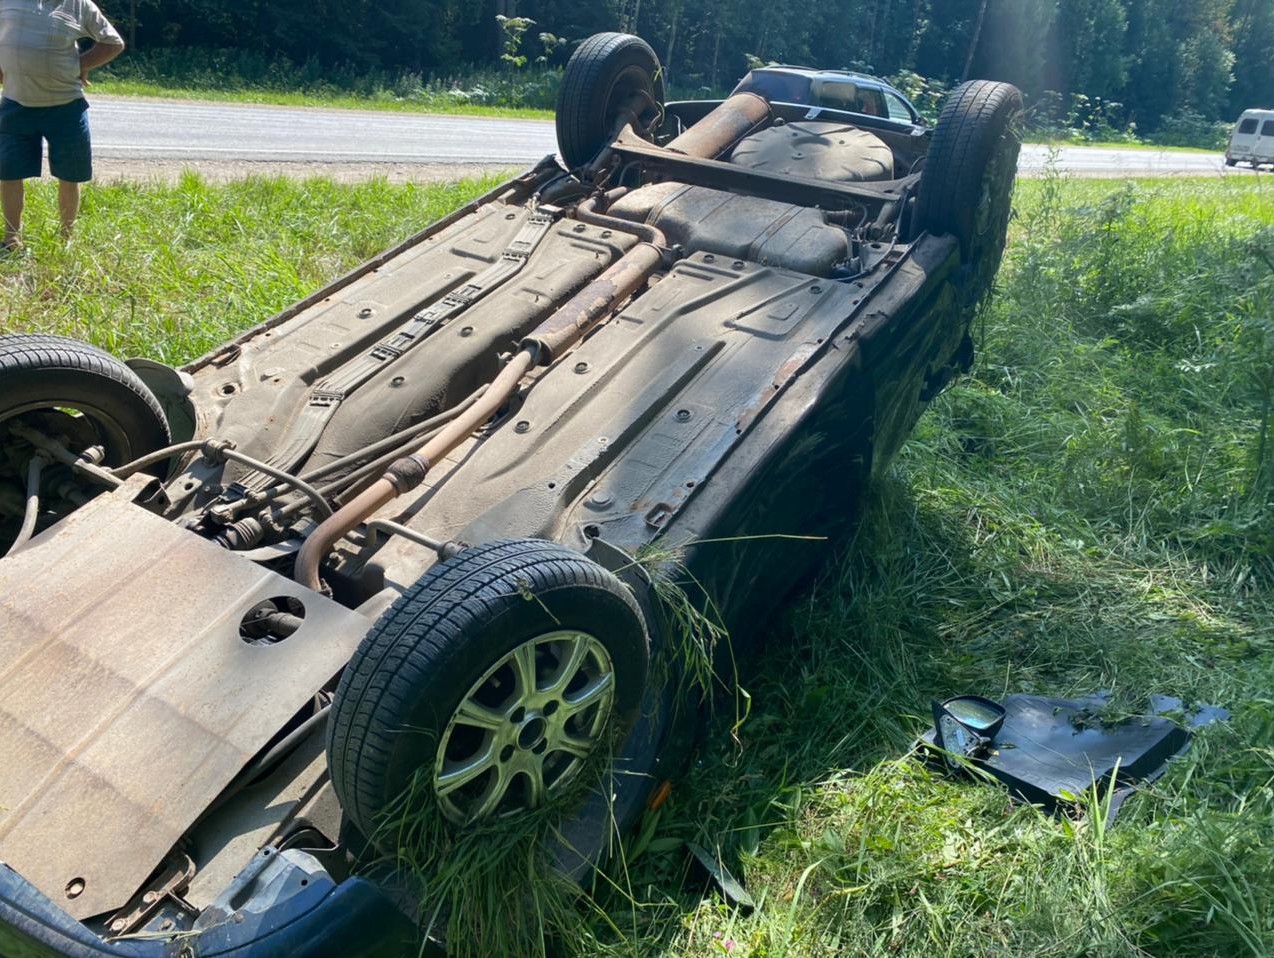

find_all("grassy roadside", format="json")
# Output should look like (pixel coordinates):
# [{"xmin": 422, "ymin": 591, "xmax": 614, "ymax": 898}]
[
  {"xmin": 0, "ymin": 172, "xmax": 503, "ymax": 360},
  {"xmin": 1028, "ymin": 138, "xmax": 1222, "ymax": 154},
  {"xmin": 90, "ymin": 77, "xmax": 556, "ymax": 120},
  {"xmin": 2, "ymin": 173, "xmax": 1270, "ymax": 955},
  {"xmin": 586, "ymin": 175, "xmax": 1274, "ymax": 957}
]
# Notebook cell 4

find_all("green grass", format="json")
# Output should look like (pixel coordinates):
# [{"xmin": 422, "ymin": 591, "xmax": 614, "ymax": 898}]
[
  {"xmin": 0, "ymin": 172, "xmax": 503, "ymax": 361},
  {"xmin": 91, "ymin": 79, "xmax": 555, "ymax": 120},
  {"xmin": 1027, "ymin": 138, "xmax": 1221, "ymax": 154},
  {"xmin": 3, "ymin": 173, "xmax": 1272, "ymax": 956},
  {"xmin": 579, "ymin": 175, "xmax": 1274, "ymax": 957}
]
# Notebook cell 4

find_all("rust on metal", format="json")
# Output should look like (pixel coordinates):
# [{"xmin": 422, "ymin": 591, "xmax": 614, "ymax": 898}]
[
  {"xmin": 0, "ymin": 482, "xmax": 371, "ymax": 920},
  {"xmin": 295, "ymin": 348, "xmax": 538, "ymax": 590},
  {"xmin": 665, "ymin": 92, "xmax": 772, "ymax": 159},
  {"xmin": 612, "ymin": 126, "xmax": 909, "ymax": 210},
  {"xmin": 524, "ymin": 242, "xmax": 664, "ymax": 363},
  {"xmin": 104, "ymin": 853, "xmax": 195, "ymax": 936}
]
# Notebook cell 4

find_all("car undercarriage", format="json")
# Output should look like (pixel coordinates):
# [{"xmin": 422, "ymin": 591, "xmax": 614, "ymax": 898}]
[{"xmin": 0, "ymin": 32, "xmax": 1022, "ymax": 956}]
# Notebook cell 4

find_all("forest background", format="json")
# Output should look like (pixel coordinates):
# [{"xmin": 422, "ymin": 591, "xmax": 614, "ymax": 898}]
[{"xmin": 96, "ymin": 0, "xmax": 1274, "ymax": 147}]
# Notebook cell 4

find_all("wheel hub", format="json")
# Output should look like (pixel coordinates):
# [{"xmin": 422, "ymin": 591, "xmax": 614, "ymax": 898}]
[
  {"xmin": 515, "ymin": 714, "xmax": 548, "ymax": 750},
  {"xmin": 433, "ymin": 630, "xmax": 616, "ymax": 824}
]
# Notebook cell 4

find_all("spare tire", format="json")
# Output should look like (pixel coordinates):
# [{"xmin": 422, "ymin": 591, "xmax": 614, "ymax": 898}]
[
  {"xmin": 914, "ymin": 80, "xmax": 1023, "ymax": 274},
  {"xmin": 556, "ymin": 32, "xmax": 665, "ymax": 169},
  {"xmin": 0, "ymin": 334, "xmax": 171, "ymax": 553},
  {"xmin": 327, "ymin": 538, "xmax": 649, "ymax": 844},
  {"xmin": 731, "ymin": 122, "xmax": 895, "ymax": 182}
]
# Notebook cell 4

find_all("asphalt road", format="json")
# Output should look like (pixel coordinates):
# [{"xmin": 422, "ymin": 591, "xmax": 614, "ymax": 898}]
[
  {"xmin": 91, "ymin": 97, "xmax": 555, "ymax": 166},
  {"xmin": 89, "ymin": 96, "xmax": 1248, "ymax": 177}
]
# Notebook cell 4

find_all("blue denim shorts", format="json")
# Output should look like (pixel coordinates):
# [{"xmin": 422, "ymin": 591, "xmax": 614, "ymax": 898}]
[{"xmin": 0, "ymin": 97, "xmax": 92, "ymax": 182}]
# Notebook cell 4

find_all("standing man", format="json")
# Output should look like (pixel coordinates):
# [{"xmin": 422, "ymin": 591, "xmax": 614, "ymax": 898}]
[{"xmin": 0, "ymin": 0, "xmax": 124, "ymax": 250}]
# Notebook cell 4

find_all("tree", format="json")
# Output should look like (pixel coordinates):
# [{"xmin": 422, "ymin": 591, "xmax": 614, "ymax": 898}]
[
  {"xmin": 973, "ymin": 0, "xmax": 1056, "ymax": 97},
  {"xmin": 1230, "ymin": 0, "xmax": 1274, "ymax": 111},
  {"xmin": 961, "ymin": 0, "xmax": 988, "ymax": 79},
  {"xmin": 1054, "ymin": 0, "xmax": 1128, "ymax": 99},
  {"xmin": 95, "ymin": 0, "xmax": 1262, "ymax": 131}
]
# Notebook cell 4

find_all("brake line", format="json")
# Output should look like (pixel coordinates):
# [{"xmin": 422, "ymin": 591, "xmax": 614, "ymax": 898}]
[
  {"xmin": 294, "ymin": 346, "xmax": 541, "ymax": 591},
  {"xmin": 271, "ymin": 422, "xmax": 448, "ymax": 523},
  {"xmin": 218, "ymin": 386, "xmax": 491, "ymax": 527},
  {"xmin": 204, "ymin": 443, "xmax": 334, "ymax": 520},
  {"xmin": 112, "ymin": 439, "xmax": 206, "ymax": 479},
  {"xmin": 3, "ymin": 456, "xmax": 45, "ymax": 558},
  {"xmin": 300, "ymin": 385, "xmax": 489, "ymax": 485}
]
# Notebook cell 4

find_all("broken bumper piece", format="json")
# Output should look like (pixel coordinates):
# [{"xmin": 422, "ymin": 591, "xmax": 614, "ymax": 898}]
[{"xmin": 920, "ymin": 693, "xmax": 1226, "ymax": 820}]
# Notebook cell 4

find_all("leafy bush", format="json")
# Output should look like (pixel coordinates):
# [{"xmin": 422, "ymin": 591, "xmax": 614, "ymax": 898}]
[
  {"xmin": 1026, "ymin": 89, "xmax": 1140, "ymax": 143},
  {"xmin": 888, "ymin": 69, "xmax": 949, "ymax": 124},
  {"xmin": 1149, "ymin": 109, "xmax": 1233, "ymax": 150}
]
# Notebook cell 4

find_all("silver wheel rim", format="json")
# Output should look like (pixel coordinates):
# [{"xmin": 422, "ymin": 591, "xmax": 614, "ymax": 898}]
[{"xmin": 432, "ymin": 630, "xmax": 616, "ymax": 825}]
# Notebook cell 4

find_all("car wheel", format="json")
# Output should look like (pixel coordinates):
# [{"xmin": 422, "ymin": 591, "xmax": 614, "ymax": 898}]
[
  {"xmin": 0, "ymin": 334, "xmax": 171, "ymax": 554},
  {"xmin": 327, "ymin": 538, "xmax": 650, "ymax": 846},
  {"xmin": 913, "ymin": 79, "xmax": 1024, "ymax": 276},
  {"xmin": 556, "ymin": 32, "xmax": 665, "ymax": 169},
  {"xmin": 1225, "ymin": 157, "xmax": 1236, "ymax": 167}
]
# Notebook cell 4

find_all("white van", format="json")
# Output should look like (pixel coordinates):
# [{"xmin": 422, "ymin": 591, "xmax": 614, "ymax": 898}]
[{"xmin": 1227, "ymin": 109, "xmax": 1274, "ymax": 168}]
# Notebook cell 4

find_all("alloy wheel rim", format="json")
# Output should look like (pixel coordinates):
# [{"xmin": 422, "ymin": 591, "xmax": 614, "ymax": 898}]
[{"xmin": 433, "ymin": 630, "xmax": 615, "ymax": 825}]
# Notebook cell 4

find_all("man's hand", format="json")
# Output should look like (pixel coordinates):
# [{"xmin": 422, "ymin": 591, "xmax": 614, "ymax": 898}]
[{"xmin": 78, "ymin": 39, "xmax": 124, "ymax": 85}]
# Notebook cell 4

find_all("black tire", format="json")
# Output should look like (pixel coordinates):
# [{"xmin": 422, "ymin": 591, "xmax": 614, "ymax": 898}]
[
  {"xmin": 327, "ymin": 538, "xmax": 649, "ymax": 846},
  {"xmin": 914, "ymin": 80, "xmax": 1024, "ymax": 267},
  {"xmin": 556, "ymin": 32, "xmax": 665, "ymax": 169},
  {"xmin": 0, "ymin": 334, "xmax": 170, "ymax": 551},
  {"xmin": 1225, "ymin": 157, "xmax": 1237, "ymax": 167}
]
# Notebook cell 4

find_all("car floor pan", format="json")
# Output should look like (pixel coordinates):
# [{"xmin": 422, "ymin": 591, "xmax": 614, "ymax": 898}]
[{"xmin": 0, "ymin": 479, "xmax": 371, "ymax": 921}]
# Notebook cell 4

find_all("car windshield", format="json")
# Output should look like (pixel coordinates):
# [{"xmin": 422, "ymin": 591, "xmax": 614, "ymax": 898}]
[{"xmin": 734, "ymin": 69, "xmax": 813, "ymax": 104}]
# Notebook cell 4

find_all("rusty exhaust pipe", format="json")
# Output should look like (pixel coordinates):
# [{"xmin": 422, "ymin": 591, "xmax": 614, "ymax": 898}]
[
  {"xmin": 295, "ymin": 243, "xmax": 667, "ymax": 591},
  {"xmin": 664, "ymin": 92, "xmax": 771, "ymax": 159},
  {"xmin": 295, "ymin": 348, "xmax": 537, "ymax": 591},
  {"xmin": 521, "ymin": 242, "xmax": 664, "ymax": 366}
]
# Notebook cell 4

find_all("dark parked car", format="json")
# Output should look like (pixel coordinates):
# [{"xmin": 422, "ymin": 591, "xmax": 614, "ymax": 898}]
[
  {"xmin": 0, "ymin": 32, "xmax": 1022, "ymax": 957},
  {"xmin": 733, "ymin": 65, "xmax": 924, "ymax": 126}
]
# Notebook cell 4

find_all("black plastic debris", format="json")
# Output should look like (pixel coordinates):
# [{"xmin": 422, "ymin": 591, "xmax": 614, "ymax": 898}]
[
  {"xmin": 919, "ymin": 693, "xmax": 1228, "ymax": 820},
  {"xmin": 688, "ymin": 842, "xmax": 756, "ymax": 912}
]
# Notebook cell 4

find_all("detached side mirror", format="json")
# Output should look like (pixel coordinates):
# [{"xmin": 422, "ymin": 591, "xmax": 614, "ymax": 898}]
[{"xmin": 932, "ymin": 695, "xmax": 1006, "ymax": 767}]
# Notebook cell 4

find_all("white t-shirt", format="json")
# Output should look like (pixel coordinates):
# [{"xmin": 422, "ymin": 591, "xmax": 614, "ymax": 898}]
[{"xmin": 0, "ymin": 0, "xmax": 122, "ymax": 107}]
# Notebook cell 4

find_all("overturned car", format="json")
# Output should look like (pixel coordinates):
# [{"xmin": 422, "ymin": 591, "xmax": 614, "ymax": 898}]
[{"xmin": 0, "ymin": 33, "xmax": 1023, "ymax": 957}]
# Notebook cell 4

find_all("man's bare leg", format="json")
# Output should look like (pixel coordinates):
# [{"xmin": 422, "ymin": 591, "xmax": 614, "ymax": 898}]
[
  {"xmin": 1, "ymin": 179, "xmax": 24, "ymax": 248},
  {"xmin": 57, "ymin": 179, "xmax": 80, "ymax": 238}
]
